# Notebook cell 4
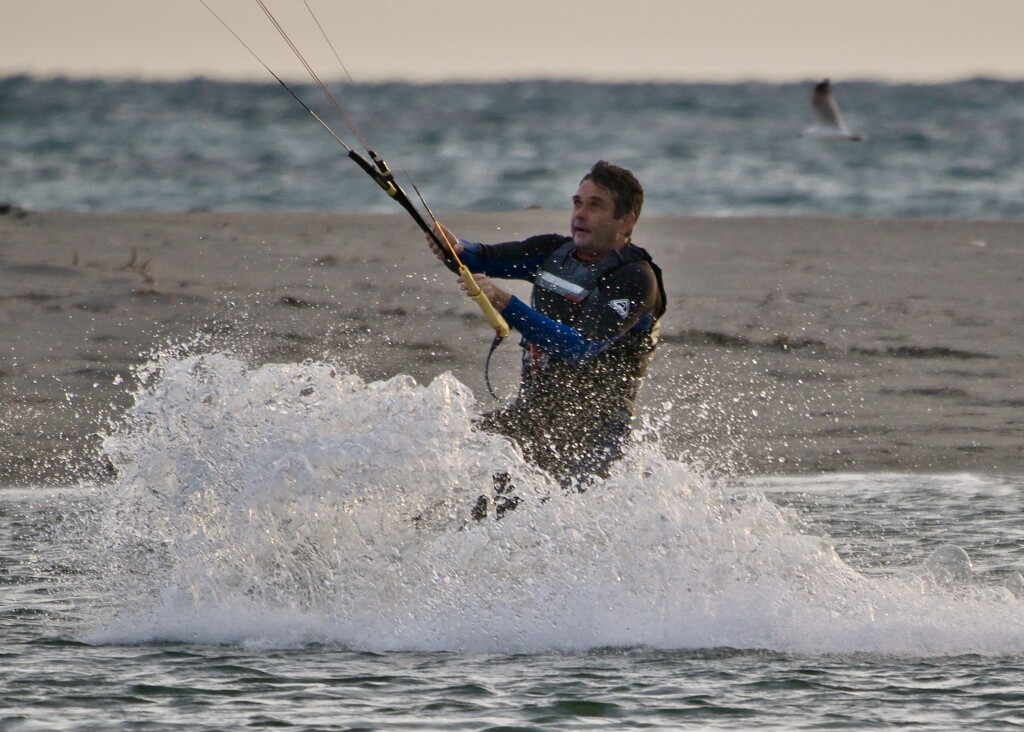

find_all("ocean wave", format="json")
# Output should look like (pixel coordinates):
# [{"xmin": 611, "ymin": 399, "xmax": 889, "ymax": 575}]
[
  {"xmin": 2, "ymin": 76, "xmax": 1023, "ymax": 218},
  {"xmin": 58, "ymin": 351, "xmax": 1024, "ymax": 656}
]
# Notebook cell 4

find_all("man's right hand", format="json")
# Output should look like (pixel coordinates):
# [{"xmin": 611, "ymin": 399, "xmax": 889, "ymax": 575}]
[{"xmin": 426, "ymin": 223, "xmax": 461, "ymax": 261}]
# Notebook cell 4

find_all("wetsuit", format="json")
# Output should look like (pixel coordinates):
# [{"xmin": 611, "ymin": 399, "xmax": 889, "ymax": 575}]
[{"xmin": 456, "ymin": 234, "xmax": 666, "ymax": 486}]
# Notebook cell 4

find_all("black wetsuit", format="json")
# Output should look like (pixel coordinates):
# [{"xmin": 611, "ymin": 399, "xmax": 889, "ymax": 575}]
[{"xmin": 458, "ymin": 234, "xmax": 666, "ymax": 486}]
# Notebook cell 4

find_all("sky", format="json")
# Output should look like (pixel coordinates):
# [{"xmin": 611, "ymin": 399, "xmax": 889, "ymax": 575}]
[{"xmin": 2, "ymin": 0, "xmax": 1024, "ymax": 83}]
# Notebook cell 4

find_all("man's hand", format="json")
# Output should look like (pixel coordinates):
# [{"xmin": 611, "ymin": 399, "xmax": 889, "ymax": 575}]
[
  {"xmin": 426, "ymin": 223, "xmax": 461, "ymax": 261},
  {"xmin": 462, "ymin": 274, "xmax": 511, "ymax": 311}
]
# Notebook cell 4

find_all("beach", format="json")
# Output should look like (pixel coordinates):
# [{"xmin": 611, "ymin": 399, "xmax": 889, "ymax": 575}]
[
  {"xmin": 1, "ymin": 208, "xmax": 1021, "ymax": 486},
  {"xmin": 3, "ymin": 208, "xmax": 1024, "ymax": 730}
]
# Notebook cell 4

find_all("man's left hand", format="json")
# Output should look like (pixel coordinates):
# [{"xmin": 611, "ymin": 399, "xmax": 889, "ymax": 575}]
[{"xmin": 462, "ymin": 274, "xmax": 511, "ymax": 310}]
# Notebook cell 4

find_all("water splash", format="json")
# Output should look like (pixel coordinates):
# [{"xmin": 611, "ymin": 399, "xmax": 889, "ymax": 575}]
[{"xmin": 74, "ymin": 351, "xmax": 1023, "ymax": 656}]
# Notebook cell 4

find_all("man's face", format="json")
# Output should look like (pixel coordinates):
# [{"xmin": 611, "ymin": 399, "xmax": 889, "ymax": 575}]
[{"xmin": 570, "ymin": 179, "xmax": 635, "ymax": 259}]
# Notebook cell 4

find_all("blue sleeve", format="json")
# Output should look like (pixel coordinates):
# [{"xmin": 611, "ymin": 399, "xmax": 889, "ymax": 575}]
[
  {"xmin": 455, "ymin": 241, "xmax": 492, "ymax": 272},
  {"xmin": 500, "ymin": 260, "xmax": 661, "ymax": 367},
  {"xmin": 458, "ymin": 236, "xmax": 567, "ymax": 280},
  {"xmin": 503, "ymin": 296, "xmax": 613, "ymax": 366}
]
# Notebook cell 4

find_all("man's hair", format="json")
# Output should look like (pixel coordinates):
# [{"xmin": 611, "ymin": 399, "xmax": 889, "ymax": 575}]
[{"xmin": 581, "ymin": 161, "xmax": 644, "ymax": 220}]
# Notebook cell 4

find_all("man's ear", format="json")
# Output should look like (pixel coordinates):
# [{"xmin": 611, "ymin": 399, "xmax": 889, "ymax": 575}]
[{"xmin": 619, "ymin": 211, "xmax": 637, "ymax": 240}]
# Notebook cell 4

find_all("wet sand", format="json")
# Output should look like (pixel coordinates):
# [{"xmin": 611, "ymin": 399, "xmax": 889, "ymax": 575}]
[{"xmin": 1, "ymin": 208, "xmax": 1021, "ymax": 485}]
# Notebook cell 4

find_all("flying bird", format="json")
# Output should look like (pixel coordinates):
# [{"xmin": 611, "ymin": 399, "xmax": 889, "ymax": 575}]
[{"xmin": 802, "ymin": 79, "xmax": 863, "ymax": 141}]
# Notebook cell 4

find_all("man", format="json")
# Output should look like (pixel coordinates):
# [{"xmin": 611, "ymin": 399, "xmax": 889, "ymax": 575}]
[{"xmin": 428, "ymin": 161, "xmax": 666, "ymax": 501}]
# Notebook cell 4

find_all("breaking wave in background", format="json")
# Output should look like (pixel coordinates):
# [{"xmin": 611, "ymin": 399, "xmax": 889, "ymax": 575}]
[{"xmin": 2, "ymin": 76, "xmax": 1023, "ymax": 219}]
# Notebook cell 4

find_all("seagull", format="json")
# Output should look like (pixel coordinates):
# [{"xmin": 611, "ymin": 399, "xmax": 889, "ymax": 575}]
[{"xmin": 802, "ymin": 78, "xmax": 863, "ymax": 141}]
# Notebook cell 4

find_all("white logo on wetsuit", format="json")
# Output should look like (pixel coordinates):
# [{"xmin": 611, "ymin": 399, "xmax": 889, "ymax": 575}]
[
  {"xmin": 609, "ymin": 298, "xmax": 631, "ymax": 318},
  {"xmin": 536, "ymin": 270, "xmax": 589, "ymax": 303}
]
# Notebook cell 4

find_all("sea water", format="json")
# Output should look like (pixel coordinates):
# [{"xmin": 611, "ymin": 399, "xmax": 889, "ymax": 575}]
[
  {"xmin": 3, "ymin": 76, "xmax": 1024, "ymax": 728},
  {"xmin": 2, "ymin": 353, "xmax": 1022, "ymax": 729},
  {"xmin": 2, "ymin": 76, "xmax": 1023, "ymax": 219}
]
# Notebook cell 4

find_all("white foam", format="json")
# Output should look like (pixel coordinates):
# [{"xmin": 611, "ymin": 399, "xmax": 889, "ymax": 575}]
[{"xmin": 81, "ymin": 352, "xmax": 1023, "ymax": 657}]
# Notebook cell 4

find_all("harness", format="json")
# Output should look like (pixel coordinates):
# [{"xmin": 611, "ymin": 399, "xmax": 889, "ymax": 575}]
[{"xmin": 527, "ymin": 241, "xmax": 666, "ymax": 374}]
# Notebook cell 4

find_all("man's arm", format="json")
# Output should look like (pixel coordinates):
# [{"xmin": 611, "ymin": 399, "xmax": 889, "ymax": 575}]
[
  {"xmin": 503, "ymin": 262, "xmax": 660, "ymax": 366},
  {"xmin": 428, "ymin": 229, "xmax": 569, "ymax": 279},
  {"xmin": 458, "ymin": 234, "xmax": 569, "ymax": 280}
]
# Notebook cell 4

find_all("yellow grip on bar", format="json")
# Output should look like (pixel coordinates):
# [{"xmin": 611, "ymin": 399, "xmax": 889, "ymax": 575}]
[{"xmin": 459, "ymin": 265, "xmax": 510, "ymax": 339}]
